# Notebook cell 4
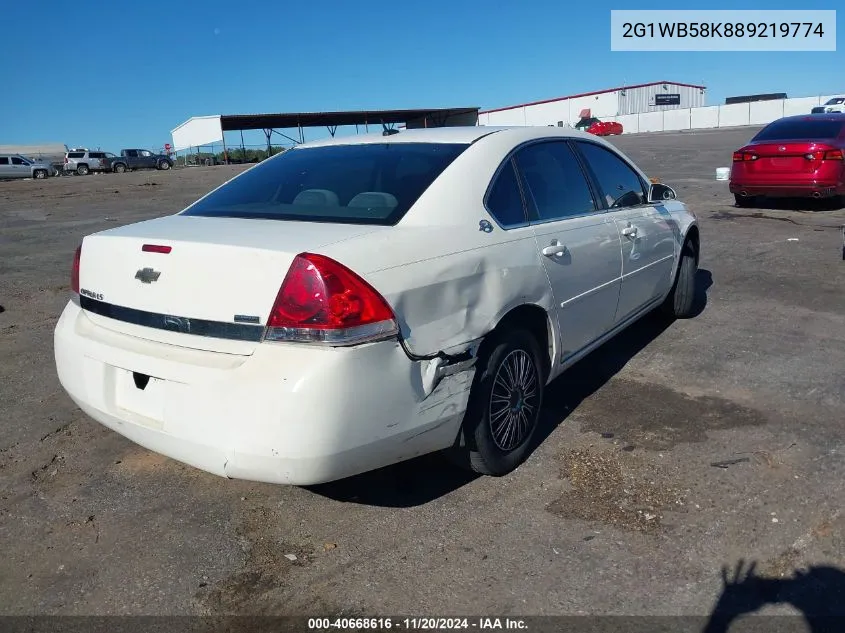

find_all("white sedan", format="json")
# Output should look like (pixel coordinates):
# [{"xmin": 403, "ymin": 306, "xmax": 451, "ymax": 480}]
[{"xmin": 54, "ymin": 126, "xmax": 699, "ymax": 485}]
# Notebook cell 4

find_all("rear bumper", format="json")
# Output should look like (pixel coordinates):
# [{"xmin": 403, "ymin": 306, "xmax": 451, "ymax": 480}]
[
  {"xmin": 729, "ymin": 181, "xmax": 845, "ymax": 198},
  {"xmin": 54, "ymin": 301, "xmax": 472, "ymax": 485}
]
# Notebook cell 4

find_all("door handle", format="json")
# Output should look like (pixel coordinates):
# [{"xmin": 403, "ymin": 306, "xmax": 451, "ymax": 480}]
[
  {"xmin": 621, "ymin": 225, "xmax": 638, "ymax": 238},
  {"xmin": 541, "ymin": 240, "xmax": 567, "ymax": 257}
]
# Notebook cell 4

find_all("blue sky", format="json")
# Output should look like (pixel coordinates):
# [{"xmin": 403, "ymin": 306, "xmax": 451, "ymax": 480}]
[{"xmin": 1, "ymin": 0, "xmax": 841, "ymax": 151}]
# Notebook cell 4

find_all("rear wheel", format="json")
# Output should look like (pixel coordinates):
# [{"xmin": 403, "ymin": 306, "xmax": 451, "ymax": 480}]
[
  {"xmin": 76, "ymin": 164, "xmax": 89, "ymax": 176},
  {"xmin": 662, "ymin": 237, "xmax": 698, "ymax": 319},
  {"xmin": 734, "ymin": 193, "xmax": 757, "ymax": 208},
  {"xmin": 33, "ymin": 169, "xmax": 47, "ymax": 179},
  {"xmin": 454, "ymin": 329, "xmax": 545, "ymax": 476}
]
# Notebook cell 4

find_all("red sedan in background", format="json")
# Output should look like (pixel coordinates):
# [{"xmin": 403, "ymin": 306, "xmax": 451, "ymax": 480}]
[
  {"xmin": 587, "ymin": 120, "xmax": 624, "ymax": 136},
  {"xmin": 730, "ymin": 114, "xmax": 845, "ymax": 207}
]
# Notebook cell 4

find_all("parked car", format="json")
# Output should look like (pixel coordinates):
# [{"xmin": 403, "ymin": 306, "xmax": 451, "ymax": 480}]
[
  {"xmin": 0, "ymin": 154, "xmax": 54, "ymax": 179},
  {"xmin": 64, "ymin": 150, "xmax": 116, "ymax": 175},
  {"xmin": 108, "ymin": 149, "xmax": 173, "ymax": 173},
  {"xmin": 54, "ymin": 126, "xmax": 700, "ymax": 486},
  {"xmin": 574, "ymin": 116, "xmax": 623, "ymax": 136},
  {"xmin": 730, "ymin": 114, "xmax": 845, "ymax": 207},
  {"xmin": 811, "ymin": 97, "xmax": 845, "ymax": 114}
]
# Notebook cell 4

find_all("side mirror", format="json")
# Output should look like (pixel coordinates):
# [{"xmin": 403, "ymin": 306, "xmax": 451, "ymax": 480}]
[{"xmin": 649, "ymin": 183, "xmax": 677, "ymax": 202}]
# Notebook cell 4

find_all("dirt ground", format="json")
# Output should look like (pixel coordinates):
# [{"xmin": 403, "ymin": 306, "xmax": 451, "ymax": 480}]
[{"xmin": 1, "ymin": 127, "xmax": 844, "ymax": 620}]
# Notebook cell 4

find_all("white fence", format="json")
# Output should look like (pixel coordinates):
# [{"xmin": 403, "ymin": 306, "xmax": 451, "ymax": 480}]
[{"xmin": 607, "ymin": 94, "xmax": 840, "ymax": 133}]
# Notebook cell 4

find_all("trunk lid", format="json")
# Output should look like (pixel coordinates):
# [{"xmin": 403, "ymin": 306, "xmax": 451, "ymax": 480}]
[
  {"xmin": 78, "ymin": 215, "xmax": 386, "ymax": 354},
  {"xmin": 735, "ymin": 141, "xmax": 840, "ymax": 180}
]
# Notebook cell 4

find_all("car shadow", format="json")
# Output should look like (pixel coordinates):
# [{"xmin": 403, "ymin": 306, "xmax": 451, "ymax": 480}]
[
  {"xmin": 702, "ymin": 560, "xmax": 845, "ymax": 633},
  {"xmin": 530, "ymin": 268, "xmax": 712, "ymax": 454},
  {"xmin": 742, "ymin": 197, "xmax": 844, "ymax": 212},
  {"xmin": 309, "ymin": 269, "xmax": 712, "ymax": 508}
]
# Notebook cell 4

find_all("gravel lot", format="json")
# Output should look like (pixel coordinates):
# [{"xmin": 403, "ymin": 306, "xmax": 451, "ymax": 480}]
[{"xmin": 1, "ymin": 127, "xmax": 844, "ymax": 620}]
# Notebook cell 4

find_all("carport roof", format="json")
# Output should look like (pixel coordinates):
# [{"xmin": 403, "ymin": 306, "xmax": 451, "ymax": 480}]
[{"xmin": 218, "ymin": 107, "xmax": 480, "ymax": 131}]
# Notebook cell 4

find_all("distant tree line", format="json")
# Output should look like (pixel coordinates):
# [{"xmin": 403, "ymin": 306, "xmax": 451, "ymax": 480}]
[{"xmin": 181, "ymin": 146, "xmax": 288, "ymax": 165}]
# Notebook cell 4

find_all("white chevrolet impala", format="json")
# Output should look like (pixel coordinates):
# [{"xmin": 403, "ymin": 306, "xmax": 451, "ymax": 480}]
[{"xmin": 54, "ymin": 126, "xmax": 699, "ymax": 485}]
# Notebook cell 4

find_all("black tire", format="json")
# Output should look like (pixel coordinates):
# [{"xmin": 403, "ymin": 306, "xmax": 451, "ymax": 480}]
[
  {"xmin": 455, "ymin": 329, "xmax": 545, "ymax": 476},
  {"xmin": 662, "ymin": 238, "xmax": 698, "ymax": 319},
  {"xmin": 734, "ymin": 193, "xmax": 756, "ymax": 208},
  {"xmin": 33, "ymin": 169, "xmax": 47, "ymax": 180},
  {"xmin": 76, "ymin": 164, "xmax": 89, "ymax": 176},
  {"xmin": 158, "ymin": 160, "xmax": 171, "ymax": 170},
  {"xmin": 113, "ymin": 163, "xmax": 126, "ymax": 174}
]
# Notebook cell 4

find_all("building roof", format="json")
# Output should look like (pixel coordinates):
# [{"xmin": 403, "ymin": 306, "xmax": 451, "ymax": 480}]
[
  {"xmin": 216, "ymin": 107, "xmax": 479, "ymax": 131},
  {"xmin": 479, "ymin": 81, "xmax": 707, "ymax": 114}
]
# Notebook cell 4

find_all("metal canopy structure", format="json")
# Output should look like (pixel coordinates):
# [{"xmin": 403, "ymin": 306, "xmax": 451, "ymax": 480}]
[{"xmin": 170, "ymin": 107, "xmax": 480, "ymax": 157}]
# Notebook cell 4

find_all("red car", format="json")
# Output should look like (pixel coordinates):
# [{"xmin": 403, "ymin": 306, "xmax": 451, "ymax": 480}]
[
  {"xmin": 587, "ymin": 120, "xmax": 624, "ymax": 136},
  {"xmin": 730, "ymin": 114, "xmax": 845, "ymax": 207}
]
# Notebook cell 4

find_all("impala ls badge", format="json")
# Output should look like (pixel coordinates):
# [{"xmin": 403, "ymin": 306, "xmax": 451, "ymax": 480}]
[
  {"xmin": 779, "ymin": 146, "xmax": 786, "ymax": 152},
  {"xmin": 135, "ymin": 267, "xmax": 161, "ymax": 284}
]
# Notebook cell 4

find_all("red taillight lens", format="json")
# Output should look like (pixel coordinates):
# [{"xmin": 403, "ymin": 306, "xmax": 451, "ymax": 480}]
[
  {"xmin": 733, "ymin": 151, "xmax": 758, "ymax": 162},
  {"xmin": 142, "ymin": 244, "xmax": 172, "ymax": 253},
  {"xmin": 265, "ymin": 253, "xmax": 398, "ymax": 345},
  {"xmin": 71, "ymin": 244, "xmax": 82, "ymax": 294},
  {"xmin": 824, "ymin": 149, "xmax": 844, "ymax": 160}
]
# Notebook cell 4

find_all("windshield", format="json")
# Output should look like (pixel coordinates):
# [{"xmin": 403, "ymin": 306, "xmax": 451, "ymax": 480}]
[
  {"xmin": 752, "ymin": 119, "xmax": 845, "ymax": 141},
  {"xmin": 181, "ymin": 142, "xmax": 469, "ymax": 225}
]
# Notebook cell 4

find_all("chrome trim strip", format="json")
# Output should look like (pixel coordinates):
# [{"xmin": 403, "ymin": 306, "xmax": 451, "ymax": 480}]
[{"xmin": 78, "ymin": 296, "xmax": 264, "ymax": 342}]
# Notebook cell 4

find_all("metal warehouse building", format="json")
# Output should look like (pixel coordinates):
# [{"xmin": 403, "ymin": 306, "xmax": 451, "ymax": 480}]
[{"xmin": 477, "ymin": 81, "xmax": 706, "ymax": 127}]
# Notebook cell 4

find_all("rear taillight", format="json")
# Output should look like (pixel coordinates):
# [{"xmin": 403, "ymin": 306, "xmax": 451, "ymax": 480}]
[
  {"xmin": 732, "ymin": 151, "xmax": 758, "ymax": 162},
  {"xmin": 803, "ymin": 149, "xmax": 844, "ymax": 161},
  {"xmin": 265, "ymin": 253, "xmax": 398, "ymax": 346},
  {"xmin": 71, "ymin": 244, "xmax": 82, "ymax": 294}
]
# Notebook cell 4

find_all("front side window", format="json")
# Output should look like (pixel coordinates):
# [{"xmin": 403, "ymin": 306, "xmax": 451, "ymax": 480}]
[
  {"xmin": 11, "ymin": 157, "xmax": 29, "ymax": 166},
  {"xmin": 140, "ymin": 150, "xmax": 153, "ymax": 157},
  {"xmin": 485, "ymin": 160, "xmax": 526, "ymax": 228},
  {"xmin": 576, "ymin": 142, "xmax": 646, "ymax": 209},
  {"xmin": 182, "ymin": 142, "xmax": 469, "ymax": 225},
  {"xmin": 513, "ymin": 141, "xmax": 597, "ymax": 222}
]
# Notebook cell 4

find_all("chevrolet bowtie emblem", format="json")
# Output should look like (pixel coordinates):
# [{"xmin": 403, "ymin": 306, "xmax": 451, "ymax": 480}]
[{"xmin": 135, "ymin": 267, "xmax": 161, "ymax": 284}]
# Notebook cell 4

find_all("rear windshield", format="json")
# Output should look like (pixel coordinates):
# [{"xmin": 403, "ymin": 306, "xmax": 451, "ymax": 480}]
[
  {"xmin": 753, "ymin": 119, "xmax": 845, "ymax": 141},
  {"xmin": 181, "ymin": 142, "xmax": 469, "ymax": 225}
]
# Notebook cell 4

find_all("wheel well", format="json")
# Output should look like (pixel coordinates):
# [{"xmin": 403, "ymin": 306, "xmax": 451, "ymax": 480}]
[{"xmin": 488, "ymin": 304, "xmax": 553, "ymax": 379}]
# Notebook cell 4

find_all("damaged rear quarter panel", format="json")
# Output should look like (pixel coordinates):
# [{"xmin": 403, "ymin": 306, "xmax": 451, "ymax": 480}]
[{"xmin": 323, "ymin": 131, "xmax": 559, "ymax": 359}]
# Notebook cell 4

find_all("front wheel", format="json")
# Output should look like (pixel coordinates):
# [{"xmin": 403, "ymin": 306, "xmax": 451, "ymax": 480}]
[
  {"xmin": 33, "ymin": 169, "xmax": 47, "ymax": 179},
  {"xmin": 157, "ymin": 160, "xmax": 171, "ymax": 170},
  {"xmin": 113, "ymin": 163, "xmax": 126, "ymax": 174},
  {"xmin": 662, "ymin": 238, "xmax": 698, "ymax": 319},
  {"xmin": 455, "ymin": 329, "xmax": 545, "ymax": 476}
]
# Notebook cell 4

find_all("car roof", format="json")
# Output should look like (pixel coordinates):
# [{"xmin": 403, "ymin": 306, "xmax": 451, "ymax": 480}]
[
  {"xmin": 295, "ymin": 125, "xmax": 608, "ymax": 149},
  {"xmin": 774, "ymin": 113, "xmax": 845, "ymax": 122}
]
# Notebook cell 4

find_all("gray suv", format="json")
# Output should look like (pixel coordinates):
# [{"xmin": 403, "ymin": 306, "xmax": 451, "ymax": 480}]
[
  {"xmin": 64, "ymin": 150, "xmax": 115, "ymax": 175},
  {"xmin": 0, "ymin": 154, "xmax": 54, "ymax": 180}
]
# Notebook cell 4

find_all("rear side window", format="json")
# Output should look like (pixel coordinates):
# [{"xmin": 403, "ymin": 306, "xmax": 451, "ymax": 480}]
[
  {"xmin": 485, "ymin": 161, "xmax": 526, "ymax": 227},
  {"xmin": 0, "ymin": 157, "xmax": 9, "ymax": 165},
  {"xmin": 182, "ymin": 143, "xmax": 469, "ymax": 225},
  {"xmin": 753, "ymin": 119, "xmax": 845, "ymax": 141},
  {"xmin": 576, "ymin": 141, "xmax": 646, "ymax": 209},
  {"xmin": 68, "ymin": 152, "xmax": 84, "ymax": 158},
  {"xmin": 514, "ymin": 141, "xmax": 597, "ymax": 222}
]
